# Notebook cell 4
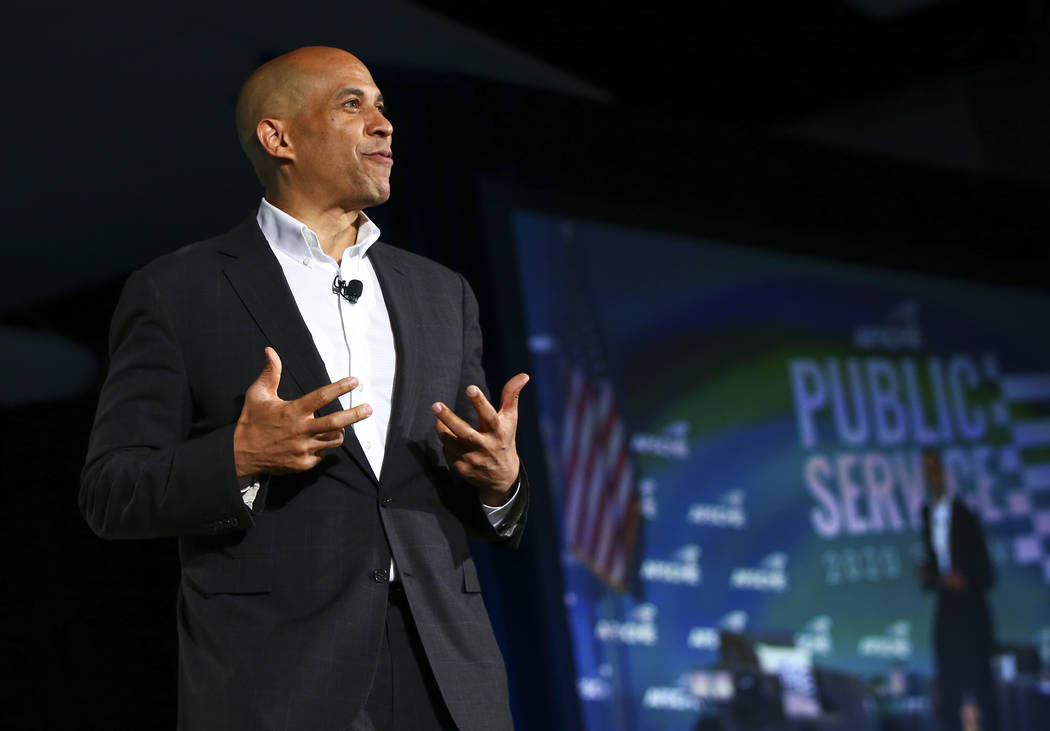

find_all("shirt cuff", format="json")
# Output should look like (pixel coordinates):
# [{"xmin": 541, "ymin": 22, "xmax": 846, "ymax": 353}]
[
  {"xmin": 238, "ymin": 475, "xmax": 261, "ymax": 510},
  {"xmin": 481, "ymin": 477, "xmax": 521, "ymax": 535}
]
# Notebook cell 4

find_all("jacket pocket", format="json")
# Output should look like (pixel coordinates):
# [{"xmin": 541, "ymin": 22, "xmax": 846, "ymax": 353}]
[{"xmin": 182, "ymin": 554, "xmax": 272, "ymax": 596}]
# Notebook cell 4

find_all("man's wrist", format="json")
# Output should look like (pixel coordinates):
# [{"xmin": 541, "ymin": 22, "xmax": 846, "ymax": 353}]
[
  {"xmin": 479, "ymin": 463, "xmax": 521, "ymax": 507},
  {"xmin": 480, "ymin": 481, "xmax": 516, "ymax": 508}
]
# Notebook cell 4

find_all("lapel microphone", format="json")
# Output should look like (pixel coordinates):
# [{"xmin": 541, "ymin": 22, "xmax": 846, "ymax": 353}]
[{"xmin": 332, "ymin": 275, "xmax": 364, "ymax": 304}]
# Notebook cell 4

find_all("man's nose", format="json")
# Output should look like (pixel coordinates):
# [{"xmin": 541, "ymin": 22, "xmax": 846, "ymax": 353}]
[{"xmin": 367, "ymin": 109, "xmax": 393, "ymax": 137}]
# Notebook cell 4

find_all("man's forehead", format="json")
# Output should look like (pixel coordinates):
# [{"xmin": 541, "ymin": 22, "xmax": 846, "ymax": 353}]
[{"xmin": 317, "ymin": 64, "xmax": 380, "ymax": 98}]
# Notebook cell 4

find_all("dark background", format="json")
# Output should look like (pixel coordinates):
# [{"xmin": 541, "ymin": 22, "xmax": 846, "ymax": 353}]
[{"xmin": 3, "ymin": 1, "xmax": 1048, "ymax": 728}]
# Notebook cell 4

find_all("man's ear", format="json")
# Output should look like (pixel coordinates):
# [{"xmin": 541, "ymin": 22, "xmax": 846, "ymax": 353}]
[{"xmin": 256, "ymin": 118, "xmax": 294, "ymax": 161}]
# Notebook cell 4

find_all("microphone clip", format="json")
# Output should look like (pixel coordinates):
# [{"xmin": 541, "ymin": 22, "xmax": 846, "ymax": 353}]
[{"xmin": 332, "ymin": 275, "xmax": 364, "ymax": 304}]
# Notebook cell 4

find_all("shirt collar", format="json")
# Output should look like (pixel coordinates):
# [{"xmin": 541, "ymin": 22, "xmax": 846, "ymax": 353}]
[
  {"xmin": 933, "ymin": 495, "xmax": 952, "ymax": 515},
  {"xmin": 256, "ymin": 197, "xmax": 381, "ymax": 265}
]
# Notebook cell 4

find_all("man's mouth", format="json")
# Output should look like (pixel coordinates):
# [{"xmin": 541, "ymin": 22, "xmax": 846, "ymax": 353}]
[{"xmin": 363, "ymin": 150, "xmax": 393, "ymax": 164}]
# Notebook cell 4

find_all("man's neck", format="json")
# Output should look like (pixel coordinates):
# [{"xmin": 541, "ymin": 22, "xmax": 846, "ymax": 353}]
[{"xmin": 264, "ymin": 193, "xmax": 362, "ymax": 263}]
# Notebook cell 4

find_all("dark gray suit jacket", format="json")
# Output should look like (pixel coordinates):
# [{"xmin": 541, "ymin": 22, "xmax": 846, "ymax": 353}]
[
  {"xmin": 920, "ymin": 498, "xmax": 995, "ymax": 658},
  {"xmin": 80, "ymin": 215, "xmax": 526, "ymax": 731}
]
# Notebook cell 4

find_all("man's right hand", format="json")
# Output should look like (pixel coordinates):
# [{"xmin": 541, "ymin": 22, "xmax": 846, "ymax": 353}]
[
  {"xmin": 939, "ymin": 570, "xmax": 968, "ymax": 591},
  {"xmin": 233, "ymin": 347, "xmax": 371, "ymax": 477}
]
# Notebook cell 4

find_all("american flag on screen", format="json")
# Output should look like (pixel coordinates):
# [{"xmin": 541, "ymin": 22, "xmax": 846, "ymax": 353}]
[
  {"xmin": 560, "ymin": 368, "xmax": 641, "ymax": 591},
  {"xmin": 544, "ymin": 221, "xmax": 642, "ymax": 591}
]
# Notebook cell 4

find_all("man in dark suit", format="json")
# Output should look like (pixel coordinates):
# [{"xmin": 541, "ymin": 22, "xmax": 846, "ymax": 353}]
[
  {"xmin": 80, "ymin": 46, "xmax": 528, "ymax": 731},
  {"xmin": 919, "ymin": 449, "xmax": 999, "ymax": 731}
]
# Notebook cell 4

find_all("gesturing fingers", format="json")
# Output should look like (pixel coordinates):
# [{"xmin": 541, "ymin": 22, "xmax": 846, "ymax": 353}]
[
  {"xmin": 435, "ymin": 418, "xmax": 471, "ymax": 460},
  {"xmin": 296, "ymin": 376, "xmax": 359, "ymax": 415},
  {"xmin": 499, "ymin": 373, "xmax": 530, "ymax": 415},
  {"xmin": 235, "ymin": 357, "xmax": 374, "ymax": 476},
  {"xmin": 309, "ymin": 403, "xmax": 373, "ymax": 434},
  {"xmin": 432, "ymin": 402, "xmax": 481, "ymax": 444},
  {"xmin": 311, "ymin": 426, "xmax": 344, "ymax": 451},
  {"xmin": 465, "ymin": 385, "xmax": 499, "ymax": 431},
  {"xmin": 250, "ymin": 347, "xmax": 283, "ymax": 397},
  {"xmin": 435, "ymin": 417, "xmax": 456, "ymax": 444},
  {"xmin": 313, "ymin": 430, "xmax": 344, "ymax": 444},
  {"xmin": 432, "ymin": 379, "xmax": 524, "ymax": 493}
]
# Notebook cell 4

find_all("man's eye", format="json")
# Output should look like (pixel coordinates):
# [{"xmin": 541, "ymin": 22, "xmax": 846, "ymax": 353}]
[
  {"xmin": 376, "ymin": 104, "xmax": 386, "ymax": 115},
  {"xmin": 344, "ymin": 99, "xmax": 360, "ymax": 109}
]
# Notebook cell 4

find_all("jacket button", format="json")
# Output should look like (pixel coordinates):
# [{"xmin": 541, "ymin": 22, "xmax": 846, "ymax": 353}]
[
  {"xmin": 380, "ymin": 497, "xmax": 393, "ymax": 506},
  {"xmin": 370, "ymin": 569, "xmax": 388, "ymax": 583}
]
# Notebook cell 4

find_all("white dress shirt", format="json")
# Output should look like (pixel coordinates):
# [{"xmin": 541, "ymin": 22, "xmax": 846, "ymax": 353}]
[
  {"xmin": 257, "ymin": 198, "xmax": 394, "ymax": 477},
  {"xmin": 250, "ymin": 199, "xmax": 518, "ymax": 536},
  {"xmin": 932, "ymin": 496, "xmax": 952, "ymax": 573}
]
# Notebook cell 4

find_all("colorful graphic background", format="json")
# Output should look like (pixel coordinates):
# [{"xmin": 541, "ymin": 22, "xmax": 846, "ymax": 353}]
[{"xmin": 512, "ymin": 211, "xmax": 1050, "ymax": 731}]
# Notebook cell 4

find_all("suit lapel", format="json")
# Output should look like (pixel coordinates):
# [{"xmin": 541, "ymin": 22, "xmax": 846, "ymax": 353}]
[
  {"xmin": 369, "ymin": 244, "xmax": 424, "ymax": 473},
  {"xmin": 948, "ymin": 498, "xmax": 961, "ymax": 568},
  {"xmin": 218, "ymin": 216, "xmax": 377, "ymax": 485}
]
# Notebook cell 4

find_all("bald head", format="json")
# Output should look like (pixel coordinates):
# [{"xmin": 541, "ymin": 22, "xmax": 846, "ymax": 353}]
[
  {"xmin": 921, "ymin": 448, "xmax": 947, "ymax": 500},
  {"xmin": 235, "ymin": 47, "xmax": 371, "ymax": 183}
]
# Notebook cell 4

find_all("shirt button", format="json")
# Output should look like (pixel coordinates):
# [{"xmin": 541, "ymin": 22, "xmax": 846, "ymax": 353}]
[
  {"xmin": 357, "ymin": 383, "xmax": 364, "ymax": 393},
  {"xmin": 301, "ymin": 257, "xmax": 310, "ymax": 266},
  {"xmin": 370, "ymin": 569, "xmax": 388, "ymax": 583},
  {"xmin": 365, "ymin": 441, "xmax": 372, "ymax": 450}
]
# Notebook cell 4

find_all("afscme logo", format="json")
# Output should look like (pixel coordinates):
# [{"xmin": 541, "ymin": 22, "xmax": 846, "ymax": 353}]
[
  {"xmin": 857, "ymin": 620, "xmax": 912, "ymax": 659},
  {"xmin": 632, "ymin": 603, "xmax": 658, "ymax": 623},
  {"xmin": 687, "ymin": 488, "xmax": 747, "ymax": 528},
  {"xmin": 595, "ymin": 603, "xmax": 658, "ymax": 646},
  {"xmin": 687, "ymin": 627, "xmax": 720, "ymax": 650},
  {"xmin": 640, "ymin": 544, "xmax": 702, "ymax": 586},
  {"xmin": 795, "ymin": 615, "xmax": 833, "ymax": 656},
  {"xmin": 760, "ymin": 552, "xmax": 788, "ymax": 570},
  {"xmin": 631, "ymin": 420, "xmax": 690, "ymax": 459},
  {"xmin": 642, "ymin": 686, "xmax": 701, "ymax": 712},
  {"xmin": 577, "ymin": 676, "xmax": 612, "ymax": 701},
  {"xmin": 720, "ymin": 610, "xmax": 749, "ymax": 632},
  {"xmin": 640, "ymin": 478, "xmax": 659, "ymax": 520},
  {"xmin": 854, "ymin": 300, "xmax": 923, "ymax": 350},
  {"xmin": 687, "ymin": 610, "xmax": 748, "ymax": 650},
  {"xmin": 577, "ymin": 662, "xmax": 614, "ymax": 701},
  {"xmin": 729, "ymin": 553, "xmax": 789, "ymax": 592}
]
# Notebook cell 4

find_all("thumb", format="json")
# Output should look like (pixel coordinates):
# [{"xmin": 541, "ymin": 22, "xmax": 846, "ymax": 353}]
[
  {"xmin": 499, "ymin": 373, "xmax": 530, "ymax": 414},
  {"xmin": 251, "ymin": 347, "xmax": 282, "ymax": 397}
]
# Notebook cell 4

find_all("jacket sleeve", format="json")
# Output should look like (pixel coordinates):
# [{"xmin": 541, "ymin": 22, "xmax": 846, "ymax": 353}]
[
  {"xmin": 960, "ymin": 504, "xmax": 996, "ymax": 592},
  {"xmin": 918, "ymin": 506, "xmax": 938, "ymax": 592},
  {"xmin": 450, "ymin": 273, "xmax": 529, "ymax": 547},
  {"xmin": 79, "ymin": 269, "xmax": 254, "ymax": 539}
]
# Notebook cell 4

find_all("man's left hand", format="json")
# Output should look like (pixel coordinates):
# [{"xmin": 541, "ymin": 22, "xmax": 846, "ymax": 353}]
[
  {"xmin": 940, "ymin": 570, "xmax": 968, "ymax": 590},
  {"xmin": 433, "ymin": 374, "xmax": 529, "ymax": 505}
]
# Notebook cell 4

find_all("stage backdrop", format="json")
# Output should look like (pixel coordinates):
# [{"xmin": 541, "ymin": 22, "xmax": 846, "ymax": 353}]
[{"xmin": 510, "ymin": 211, "xmax": 1050, "ymax": 730}]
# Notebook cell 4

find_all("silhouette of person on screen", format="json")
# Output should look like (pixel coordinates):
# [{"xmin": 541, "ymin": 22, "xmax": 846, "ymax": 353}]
[{"xmin": 918, "ymin": 449, "xmax": 1000, "ymax": 731}]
